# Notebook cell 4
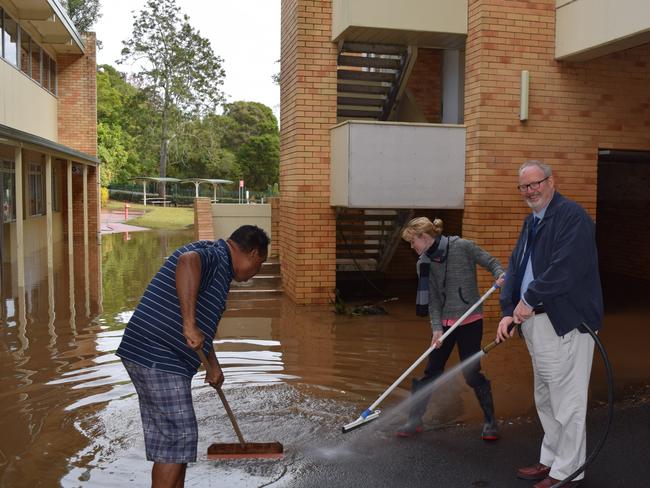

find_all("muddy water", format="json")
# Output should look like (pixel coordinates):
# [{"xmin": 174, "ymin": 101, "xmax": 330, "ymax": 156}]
[{"xmin": 0, "ymin": 229, "xmax": 648, "ymax": 487}]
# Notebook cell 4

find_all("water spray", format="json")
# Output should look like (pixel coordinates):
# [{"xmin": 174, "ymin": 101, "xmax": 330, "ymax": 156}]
[{"xmin": 342, "ymin": 283, "xmax": 500, "ymax": 433}]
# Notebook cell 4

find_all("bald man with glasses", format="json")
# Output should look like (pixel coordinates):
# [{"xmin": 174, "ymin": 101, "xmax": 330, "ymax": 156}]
[{"xmin": 496, "ymin": 160, "xmax": 603, "ymax": 488}]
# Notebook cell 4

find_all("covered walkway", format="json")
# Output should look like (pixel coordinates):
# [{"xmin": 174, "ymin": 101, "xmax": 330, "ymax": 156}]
[{"xmin": 129, "ymin": 177, "xmax": 233, "ymax": 206}]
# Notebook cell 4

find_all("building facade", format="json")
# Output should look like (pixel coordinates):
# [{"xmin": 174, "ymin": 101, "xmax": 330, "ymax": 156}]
[
  {"xmin": 1, "ymin": 0, "xmax": 100, "ymax": 316},
  {"xmin": 279, "ymin": 0, "xmax": 650, "ymax": 307}
]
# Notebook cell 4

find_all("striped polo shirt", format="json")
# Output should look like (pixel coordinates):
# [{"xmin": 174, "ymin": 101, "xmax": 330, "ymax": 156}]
[{"xmin": 116, "ymin": 239, "xmax": 234, "ymax": 377}]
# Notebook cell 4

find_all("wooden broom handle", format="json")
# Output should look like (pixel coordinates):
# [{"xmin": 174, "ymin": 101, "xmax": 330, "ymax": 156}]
[{"xmin": 196, "ymin": 348, "xmax": 247, "ymax": 448}]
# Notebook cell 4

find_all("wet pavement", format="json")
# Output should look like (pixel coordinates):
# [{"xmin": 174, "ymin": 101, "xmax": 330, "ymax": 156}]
[
  {"xmin": 0, "ymin": 227, "xmax": 649, "ymax": 487},
  {"xmin": 100, "ymin": 208, "xmax": 148, "ymax": 234}
]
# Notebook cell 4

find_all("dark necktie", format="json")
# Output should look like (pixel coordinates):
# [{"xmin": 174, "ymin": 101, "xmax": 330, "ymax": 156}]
[{"xmin": 511, "ymin": 217, "xmax": 540, "ymax": 304}]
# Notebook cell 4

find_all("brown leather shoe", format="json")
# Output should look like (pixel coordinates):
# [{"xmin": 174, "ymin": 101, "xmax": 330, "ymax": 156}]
[
  {"xmin": 516, "ymin": 463, "xmax": 550, "ymax": 480},
  {"xmin": 533, "ymin": 476, "xmax": 580, "ymax": 488}
]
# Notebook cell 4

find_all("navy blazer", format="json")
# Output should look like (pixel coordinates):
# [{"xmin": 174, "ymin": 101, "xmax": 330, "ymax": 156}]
[{"xmin": 500, "ymin": 192, "xmax": 603, "ymax": 336}]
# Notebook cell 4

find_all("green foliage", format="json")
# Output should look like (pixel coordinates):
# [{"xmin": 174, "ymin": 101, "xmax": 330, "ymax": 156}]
[
  {"xmin": 60, "ymin": 0, "xmax": 101, "ymax": 33},
  {"xmin": 100, "ymin": 187, "xmax": 109, "ymax": 207},
  {"xmin": 237, "ymin": 134, "xmax": 280, "ymax": 190},
  {"xmin": 272, "ymin": 59, "xmax": 281, "ymax": 86},
  {"xmin": 127, "ymin": 207, "xmax": 194, "ymax": 230},
  {"xmin": 222, "ymin": 101, "xmax": 279, "ymax": 150},
  {"xmin": 119, "ymin": 0, "xmax": 226, "ymax": 180},
  {"xmin": 97, "ymin": 65, "xmax": 159, "ymax": 184},
  {"xmin": 220, "ymin": 102, "xmax": 280, "ymax": 191},
  {"xmin": 96, "ymin": 2, "xmax": 279, "ymax": 191}
]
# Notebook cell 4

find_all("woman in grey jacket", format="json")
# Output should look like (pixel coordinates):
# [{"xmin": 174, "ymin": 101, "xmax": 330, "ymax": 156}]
[{"xmin": 398, "ymin": 217, "xmax": 504, "ymax": 440}]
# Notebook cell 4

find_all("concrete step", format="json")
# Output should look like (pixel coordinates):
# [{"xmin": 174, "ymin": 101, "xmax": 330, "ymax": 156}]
[
  {"xmin": 262, "ymin": 261, "xmax": 280, "ymax": 275},
  {"xmin": 225, "ymin": 260, "xmax": 282, "ymax": 316},
  {"xmin": 231, "ymin": 274, "xmax": 282, "ymax": 289},
  {"xmin": 223, "ymin": 306, "xmax": 282, "ymax": 318},
  {"xmin": 228, "ymin": 288, "xmax": 283, "ymax": 300},
  {"xmin": 227, "ymin": 296, "xmax": 283, "ymax": 308}
]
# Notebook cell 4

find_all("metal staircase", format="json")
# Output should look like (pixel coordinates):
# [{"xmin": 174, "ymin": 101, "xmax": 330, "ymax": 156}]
[
  {"xmin": 336, "ymin": 209, "xmax": 413, "ymax": 273},
  {"xmin": 335, "ymin": 42, "xmax": 415, "ymax": 275},
  {"xmin": 337, "ymin": 42, "xmax": 414, "ymax": 121}
]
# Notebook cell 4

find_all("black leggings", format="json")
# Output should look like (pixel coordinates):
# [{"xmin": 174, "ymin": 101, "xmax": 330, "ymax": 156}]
[{"xmin": 421, "ymin": 318, "xmax": 487, "ymax": 389}]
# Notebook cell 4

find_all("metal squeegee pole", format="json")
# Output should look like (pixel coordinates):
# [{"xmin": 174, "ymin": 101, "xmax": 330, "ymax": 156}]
[{"xmin": 366, "ymin": 284, "xmax": 498, "ymax": 414}]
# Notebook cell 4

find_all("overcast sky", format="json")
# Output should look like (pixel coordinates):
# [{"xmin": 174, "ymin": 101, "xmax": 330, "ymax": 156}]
[{"xmin": 93, "ymin": 0, "xmax": 281, "ymax": 114}]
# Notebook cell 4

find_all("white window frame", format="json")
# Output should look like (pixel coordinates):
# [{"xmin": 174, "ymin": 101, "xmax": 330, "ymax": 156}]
[
  {"xmin": 1, "ymin": 159, "xmax": 16, "ymax": 223},
  {"xmin": 28, "ymin": 161, "xmax": 44, "ymax": 217}
]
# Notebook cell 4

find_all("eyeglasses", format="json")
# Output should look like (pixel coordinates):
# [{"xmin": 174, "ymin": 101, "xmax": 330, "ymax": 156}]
[{"xmin": 517, "ymin": 176, "xmax": 550, "ymax": 193}]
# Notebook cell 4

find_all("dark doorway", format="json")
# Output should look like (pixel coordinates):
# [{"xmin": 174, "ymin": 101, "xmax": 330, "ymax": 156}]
[
  {"xmin": 596, "ymin": 149, "xmax": 650, "ymax": 395},
  {"xmin": 597, "ymin": 149, "xmax": 650, "ymax": 290}
]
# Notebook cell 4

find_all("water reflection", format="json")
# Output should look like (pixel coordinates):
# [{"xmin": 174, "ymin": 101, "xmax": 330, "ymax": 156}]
[{"xmin": 0, "ymin": 229, "xmax": 648, "ymax": 487}]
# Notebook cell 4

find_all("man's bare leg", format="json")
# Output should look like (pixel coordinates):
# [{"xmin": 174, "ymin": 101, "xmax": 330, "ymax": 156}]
[
  {"xmin": 152, "ymin": 462, "xmax": 187, "ymax": 488},
  {"xmin": 175, "ymin": 465, "xmax": 187, "ymax": 488}
]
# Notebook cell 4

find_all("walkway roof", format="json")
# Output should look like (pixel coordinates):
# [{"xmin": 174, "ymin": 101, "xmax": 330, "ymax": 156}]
[
  {"xmin": 179, "ymin": 178, "xmax": 234, "ymax": 185},
  {"xmin": 129, "ymin": 177, "xmax": 181, "ymax": 183},
  {"xmin": 130, "ymin": 177, "xmax": 234, "ymax": 185},
  {"xmin": 0, "ymin": 123, "xmax": 99, "ymax": 165}
]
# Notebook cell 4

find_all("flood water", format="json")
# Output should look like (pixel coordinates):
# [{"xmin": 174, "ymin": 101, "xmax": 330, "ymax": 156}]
[{"xmin": 0, "ymin": 229, "xmax": 648, "ymax": 487}]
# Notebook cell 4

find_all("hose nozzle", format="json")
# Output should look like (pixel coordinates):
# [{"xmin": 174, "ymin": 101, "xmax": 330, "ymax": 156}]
[
  {"xmin": 482, "ymin": 322, "xmax": 518, "ymax": 354},
  {"xmin": 482, "ymin": 340, "xmax": 499, "ymax": 354}
]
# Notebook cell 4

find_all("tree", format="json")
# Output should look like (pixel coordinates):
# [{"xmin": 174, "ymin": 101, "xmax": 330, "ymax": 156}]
[
  {"xmin": 97, "ymin": 64, "xmax": 159, "ymax": 184},
  {"xmin": 221, "ymin": 101, "xmax": 278, "ymax": 151},
  {"xmin": 237, "ymin": 133, "xmax": 279, "ymax": 191},
  {"xmin": 60, "ymin": 0, "xmax": 101, "ymax": 33},
  {"xmin": 119, "ymin": 0, "xmax": 226, "ymax": 190}
]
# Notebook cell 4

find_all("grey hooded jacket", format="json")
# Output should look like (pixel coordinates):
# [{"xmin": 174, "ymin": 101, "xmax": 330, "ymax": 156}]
[{"xmin": 417, "ymin": 236, "xmax": 504, "ymax": 333}]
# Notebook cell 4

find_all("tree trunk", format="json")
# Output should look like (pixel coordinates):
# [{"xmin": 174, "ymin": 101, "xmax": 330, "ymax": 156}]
[{"xmin": 159, "ymin": 104, "xmax": 169, "ymax": 198}]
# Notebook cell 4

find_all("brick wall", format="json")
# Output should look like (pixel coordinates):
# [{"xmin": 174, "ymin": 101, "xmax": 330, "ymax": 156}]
[
  {"xmin": 57, "ymin": 33, "xmax": 97, "ymax": 157},
  {"xmin": 464, "ymin": 0, "xmax": 650, "ymax": 319},
  {"xmin": 406, "ymin": 48, "xmax": 443, "ymax": 123},
  {"xmin": 57, "ymin": 33, "xmax": 99, "ymax": 243},
  {"xmin": 279, "ymin": 0, "xmax": 338, "ymax": 304},
  {"xmin": 194, "ymin": 197, "xmax": 214, "ymax": 240},
  {"xmin": 268, "ymin": 196, "xmax": 280, "ymax": 258}
]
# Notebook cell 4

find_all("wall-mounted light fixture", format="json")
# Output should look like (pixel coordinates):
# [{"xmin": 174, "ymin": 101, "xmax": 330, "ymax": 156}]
[{"xmin": 520, "ymin": 70, "xmax": 530, "ymax": 122}]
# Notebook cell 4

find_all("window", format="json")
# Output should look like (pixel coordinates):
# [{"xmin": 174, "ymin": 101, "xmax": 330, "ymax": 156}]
[
  {"xmin": 28, "ymin": 162, "xmax": 44, "ymax": 216},
  {"xmin": 31, "ymin": 42, "xmax": 41, "ymax": 83},
  {"xmin": 2, "ymin": 11, "xmax": 57, "ymax": 93},
  {"xmin": 20, "ymin": 28, "xmax": 30, "ymax": 76},
  {"xmin": 49, "ymin": 58, "xmax": 56, "ymax": 94},
  {"xmin": 1, "ymin": 9, "xmax": 18, "ymax": 67},
  {"xmin": 0, "ymin": 160, "xmax": 16, "ymax": 223},
  {"xmin": 42, "ymin": 52, "xmax": 50, "ymax": 90}
]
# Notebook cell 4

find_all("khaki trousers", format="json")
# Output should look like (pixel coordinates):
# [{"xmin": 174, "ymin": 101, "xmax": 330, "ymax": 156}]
[{"xmin": 522, "ymin": 313, "xmax": 594, "ymax": 481}]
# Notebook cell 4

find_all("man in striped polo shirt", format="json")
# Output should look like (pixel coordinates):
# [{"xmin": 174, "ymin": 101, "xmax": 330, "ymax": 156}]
[{"xmin": 117, "ymin": 225, "xmax": 268, "ymax": 488}]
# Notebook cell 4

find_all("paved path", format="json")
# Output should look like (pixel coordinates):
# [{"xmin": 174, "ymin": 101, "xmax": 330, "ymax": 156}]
[
  {"xmin": 100, "ymin": 209, "xmax": 149, "ymax": 234},
  {"xmin": 286, "ymin": 395, "xmax": 649, "ymax": 487}
]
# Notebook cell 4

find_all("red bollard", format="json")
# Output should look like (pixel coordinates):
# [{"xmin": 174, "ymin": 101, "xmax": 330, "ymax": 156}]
[{"xmin": 124, "ymin": 203, "xmax": 130, "ymax": 220}]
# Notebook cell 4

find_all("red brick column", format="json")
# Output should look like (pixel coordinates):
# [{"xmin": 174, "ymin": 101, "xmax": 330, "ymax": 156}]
[
  {"xmin": 57, "ymin": 33, "xmax": 97, "ymax": 156},
  {"xmin": 57, "ymin": 33, "xmax": 98, "ymax": 243},
  {"xmin": 267, "ymin": 196, "xmax": 280, "ymax": 259},
  {"xmin": 194, "ymin": 197, "xmax": 214, "ymax": 240},
  {"xmin": 280, "ymin": 0, "xmax": 337, "ymax": 304}
]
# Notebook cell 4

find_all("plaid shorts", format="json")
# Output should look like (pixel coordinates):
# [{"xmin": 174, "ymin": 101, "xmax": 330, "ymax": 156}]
[{"xmin": 122, "ymin": 359, "xmax": 198, "ymax": 463}]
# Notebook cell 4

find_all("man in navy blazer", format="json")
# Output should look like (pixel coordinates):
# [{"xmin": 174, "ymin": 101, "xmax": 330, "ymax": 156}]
[{"xmin": 496, "ymin": 160, "xmax": 603, "ymax": 488}]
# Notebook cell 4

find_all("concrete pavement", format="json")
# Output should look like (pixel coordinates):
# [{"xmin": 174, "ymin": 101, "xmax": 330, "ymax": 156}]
[{"xmin": 287, "ymin": 394, "xmax": 650, "ymax": 487}]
